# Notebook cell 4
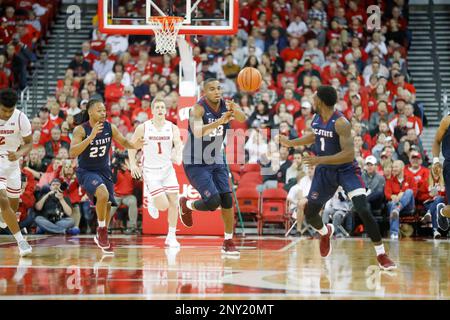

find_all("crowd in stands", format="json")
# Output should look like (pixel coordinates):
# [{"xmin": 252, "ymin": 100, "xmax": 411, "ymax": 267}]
[{"xmin": 2, "ymin": 0, "xmax": 449, "ymax": 239}]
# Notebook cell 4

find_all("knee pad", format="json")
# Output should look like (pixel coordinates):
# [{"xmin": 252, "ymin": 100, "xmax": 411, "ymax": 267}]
[
  {"xmin": 220, "ymin": 192, "xmax": 233, "ymax": 209},
  {"xmin": 205, "ymin": 194, "xmax": 222, "ymax": 211}
]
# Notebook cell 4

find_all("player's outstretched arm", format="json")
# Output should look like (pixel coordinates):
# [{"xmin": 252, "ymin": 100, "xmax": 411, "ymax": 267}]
[
  {"xmin": 69, "ymin": 125, "xmax": 93, "ymax": 158},
  {"xmin": 277, "ymin": 131, "xmax": 316, "ymax": 148},
  {"xmin": 190, "ymin": 104, "xmax": 232, "ymax": 138},
  {"xmin": 112, "ymin": 123, "xmax": 144, "ymax": 150},
  {"xmin": 432, "ymin": 115, "xmax": 450, "ymax": 166},
  {"xmin": 171, "ymin": 124, "xmax": 183, "ymax": 165},
  {"xmin": 305, "ymin": 117, "xmax": 355, "ymax": 166},
  {"xmin": 128, "ymin": 123, "xmax": 144, "ymax": 179}
]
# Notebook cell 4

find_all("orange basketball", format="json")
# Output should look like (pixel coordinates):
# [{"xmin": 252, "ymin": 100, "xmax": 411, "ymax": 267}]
[{"xmin": 237, "ymin": 67, "xmax": 262, "ymax": 92}]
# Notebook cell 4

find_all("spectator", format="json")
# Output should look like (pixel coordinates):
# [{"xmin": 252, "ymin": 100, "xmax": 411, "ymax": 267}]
[
  {"xmin": 68, "ymin": 52, "xmax": 91, "ymax": 80},
  {"xmin": 369, "ymin": 101, "xmax": 391, "ymax": 136},
  {"xmin": 363, "ymin": 59, "xmax": 390, "ymax": 86},
  {"xmin": 222, "ymin": 53, "xmax": 240, "ymax": 79},
  {"xmin": 362, "ymin": 156, "xmax": 386, "ymax": 213},
  {"xmin": 66, "ymin": 97, "xmax": 81, "ymax": 117},
  {"xmin": 285, "ymin": 150, "xmax": 305, "ymax": 188},
  {"xmin": 258, "ymin": 141, "xmax": 281, "ymax": 191},
  {"xmin": 300, "ymin": 39, "xmax": 325, "ymax": 67},
  {"xmin": 385, "ymin": 160, "xmax": 418, "ymax": 239},
  {"xmin": 104, "ymin": 71, "xmax": 125, "ymax": 105},
  {"xmin": 297, "ymin": 58, "xmax": 321, "ymax": 86},
  {"xmin": 44, "ymin": 127, "xmax": 70, "ymax": 165},
  {"xmin": 131, "ymin": 94, "xmax": 152, "ymax": 123},
  {"xmin": 275, "ymin": 88, "xmax": 301, "ymax": 115},
  {"xmin": 365, "ymin": 31, "xmax": 388, "ymax": 59},
  {"xmin": 93, "ymin": 50, "xmax": 114, "ymax": 81},
  {"xmin": 264, "ymin": 28, "xmax": 288, "ymax": 52},
  {"xmin": 308, "ymin": 0, "xmax": 327, "ymax": 28},
  {"xmin": 109, "ymin": 155, "xmax": 139, "ymax": 234},
  {"xmin": 294, "ymin": 100, "xmax": 314, "ymax": 137},
  {"xmin": 34, "ymin": 178, "xmax": 76, "ymax": 235},
  {"xmin": 103, "ymin": 62, "xmax": 131, "ymax": 87},
  {"xmin": 274, "ymin": 103, "xmax": 294, "ymax": 127},
  {"xmin": 404, "ymin": 151, "xmax": 430, "ymax": 205},
  {"xmin": 247, "ymin": 101, "xmax": 274, "ymax": 129},
  {"xmin": 6, "ymin": 44, "xmax": 28, "ymax": 90},
  {"xmin": 105, "ymin": 34, "xmax": 129, "ymax": 55},
  {"xmin": 81, "ymin": 41, "xmax": 97, "ymax": 66},
  {"xmin": 322, "ymin": 187, "xmax": 353, "ymax": 237},
  {"xmin": 308, "ymin": 18, "xmax": 326, "ymax": 48},
  {"xmin": 245, "ymin": 129, "xmax": 268, "ymax": 164},
  {"xmin": 287, "ymin": 165, "xmax": 315, "ymax": 235},
  {"xmin": 286, "ymin": 15, "xmax": 308, "ymax": 39},
  {"xmin": 16, "ymin": 172, "xmax": 36, "ymax": 233}
]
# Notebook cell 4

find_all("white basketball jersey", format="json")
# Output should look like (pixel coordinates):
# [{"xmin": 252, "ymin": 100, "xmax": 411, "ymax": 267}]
[
  {"xmin": 142, "ymin": 119, "xmax": 174, "ymax": 169},
  {"xmin": 0, "ymin": 109, "xmax": 32, "ymax": 157}
]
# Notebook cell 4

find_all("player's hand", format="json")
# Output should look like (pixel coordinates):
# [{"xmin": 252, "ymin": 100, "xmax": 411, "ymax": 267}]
[
  {"xmin": 225, "ymin": 100, "xmax": 238, "ymax": 112},
  {"xmin": 131, "ymin": 137, "xmax": 145, "ymax": 150},
  {"xmin": 275, "ymin": 134, "xmax": 291, "ymax": 147},
  {"xmin": 219, "ymin": 111, "xmax": 233, "ymax": 125},
  {"xmin": 89, "ymin": 121, "xmax": 104, "ymax": 139},
  {"xmin": 7, "ymin": 151, "xmax": 19, "ymax": 161},
  {"xmin": 130, "ymin": 165, "xmax": 142, "ymax": 180},
  {"xmin": 432, "ymin": 162, "xmax": 442, "ymax": 174},
  {"xmin": 303, "ymin": 153, "xmax": 320, "ymax": 167}
]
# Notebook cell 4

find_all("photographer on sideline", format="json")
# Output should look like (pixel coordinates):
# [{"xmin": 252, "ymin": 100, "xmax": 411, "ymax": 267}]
[
  {"xmin": 34, "ymin": 178, "xmax": 77, "ymax": 234},
  {"xmin": 109, "ymin": 151, "xmax": 139, "ymax": 234}
]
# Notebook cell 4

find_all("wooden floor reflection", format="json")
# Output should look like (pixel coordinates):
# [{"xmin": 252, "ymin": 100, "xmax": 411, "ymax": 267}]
[{"xmin": 0, "ymin": 235, "xmax": 448, "ymax": 300}]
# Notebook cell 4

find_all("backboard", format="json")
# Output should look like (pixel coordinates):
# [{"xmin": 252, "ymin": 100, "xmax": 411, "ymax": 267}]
[{"xmin": 98, "ymin": 0, "xmax": 239, "ymax": 35}]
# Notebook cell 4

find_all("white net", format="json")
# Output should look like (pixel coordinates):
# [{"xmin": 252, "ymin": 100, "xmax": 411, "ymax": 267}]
[{"xmin": 148, "ymin": 16, "xmax": 184, "ymax": 55}]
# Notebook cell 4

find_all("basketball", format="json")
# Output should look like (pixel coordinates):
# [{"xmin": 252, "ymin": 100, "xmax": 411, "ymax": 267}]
[{"xmin": 237, "ymin": 67, "xmax": 262, "ymax": 92}]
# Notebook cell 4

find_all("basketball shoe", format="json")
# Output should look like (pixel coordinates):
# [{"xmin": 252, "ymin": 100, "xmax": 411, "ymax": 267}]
[
  {"xmin": 221, "ymin": 239, "xmax": 240, "ymax": 256},
  {"xmin": 147, "ymin": 197, "xmax": 159, "ymax": 219},
  {"xmin": 94, "ymin": 227, "xmax": 114, "ymax": 255},
  {"xmin": 319, "ymin": 224, "xmax": 334, "ymax": 257},
  {"xmin": 377, "ymin": 254, "xmax": 397, "ymax": 271},
  {"xmin": 18, "ymin": 240, "xmax": 32, "ymax": 257},
  {"xmin": 179, "ymin": 196, "xmax": 193, "ymax": 227},
  {"xmin": 165, "ymin": 236, "xmax": 180, "ymax": 248}
]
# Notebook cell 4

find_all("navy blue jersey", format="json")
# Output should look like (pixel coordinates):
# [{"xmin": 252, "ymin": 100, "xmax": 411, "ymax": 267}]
[
  {"xmin": 78, "ymin": 121, "xmax": 112, "ymax": 171},
  {"xmin": 183, "ymin": 97, "xmax": 229, "ymax": 165},
  {"xmin": 442, "ymin": 119, "xmax": 450, "ymax": 162},
  {"xmin": 311, "ymin": 111, "xmax": 353, "ymax": 166}
]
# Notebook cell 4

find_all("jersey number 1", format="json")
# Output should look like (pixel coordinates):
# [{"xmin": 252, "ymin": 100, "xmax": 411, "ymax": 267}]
[
  {"xmin": 157, "ymin": 142, "xmax": 162, "ymax": 154},
  {"xmin": 320, "ymin": 137, "xmax": 325, "ymax": 152}
]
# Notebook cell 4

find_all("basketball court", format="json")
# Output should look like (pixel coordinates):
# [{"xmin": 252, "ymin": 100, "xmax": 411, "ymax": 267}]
[{"xmin": 0, "ymin": 235, "xmax": 448, "ymax": 299}]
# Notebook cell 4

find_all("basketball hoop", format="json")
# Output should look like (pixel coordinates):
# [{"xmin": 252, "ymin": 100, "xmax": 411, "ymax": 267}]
[{"xmin": 148, "ymin": 16, "xmax": 184, "ymax": 55}]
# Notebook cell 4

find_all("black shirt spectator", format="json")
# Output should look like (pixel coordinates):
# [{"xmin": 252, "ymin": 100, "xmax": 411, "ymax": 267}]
[{"xmin": 68, "ymin": 52, "xmax": 91, "ymax": 78}]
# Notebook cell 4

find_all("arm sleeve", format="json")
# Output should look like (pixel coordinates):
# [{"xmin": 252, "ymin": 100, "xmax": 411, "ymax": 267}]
[{"xmin": 19, "ymin": 112, "xmax": 32, "ymax": 137}]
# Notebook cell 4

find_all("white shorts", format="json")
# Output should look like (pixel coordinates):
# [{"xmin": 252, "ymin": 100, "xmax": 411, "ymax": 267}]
[
  {"xmin": 143, "ymin": 166, "xmax": 179, "ymax": 198},
  {"xmin": 0, "ymin": 159, "xmax": 21, "ymax": 198}
]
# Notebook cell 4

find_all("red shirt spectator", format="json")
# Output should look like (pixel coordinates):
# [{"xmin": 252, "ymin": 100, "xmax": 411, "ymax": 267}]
[
  {"xmin": 280, "ymin": 38, "xmax": 304, "ymax": 62},
  {"xmin": 105, "ymin": 81, "xmax": 124, "ymax": 105},
  {"xmin": 385, "ymin": 170, "xmax": 418, "ymax": 201},
  {"xmin": 404, "ymin": 152, "xmax": 430, "ymax": 203},
  {"xmin": 131, "ymin": 95, "xmax": 152, "ymax": 122},
  {"xmin": 114, "ymin": 169, "xmax": 134, "ymax": 197}
]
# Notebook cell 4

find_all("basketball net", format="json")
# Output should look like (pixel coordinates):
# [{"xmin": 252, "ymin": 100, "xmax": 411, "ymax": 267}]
[{"xmin": 148, "ymin": 16, "xmax": 184, "ymax": 54}]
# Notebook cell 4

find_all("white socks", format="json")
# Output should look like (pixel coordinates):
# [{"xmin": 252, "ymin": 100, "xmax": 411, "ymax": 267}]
[
  {"xmin": 374, "ymin": 244, "xmax": 386, "ymax": 256},
  {"xmin": 168, "ymin": 227, "xmax": 176, "ymax": 238},
  {"xmin": 13, "ymin": 231, "xmax": 24, "ymax": 243},
  {"xmin": 224, "ymin": 232, "xmax": 233, "ymax": 240},
  {"xmin": 317, "ymin": 225, "xmax": 329, "ymax": 236},
  {"xmin": 98, "ymin": 220, "xmax": 106, "ymax": 228}
]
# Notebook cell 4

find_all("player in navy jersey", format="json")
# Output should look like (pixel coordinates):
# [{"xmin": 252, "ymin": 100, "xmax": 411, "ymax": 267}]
[
  {"xmin": 69, "ymin": 100, "xmax": 142, "ymax": 255},
  {"xmin": 278, "ymin": 86, "xmax": 396, "ymax": 270},
  {"xmin": 179, "ymin": 78, "xmax": 246, "ymax": 256},
  {"xmin": 432, "ymin": 114, "xmax": 450, "ymax": 229}
]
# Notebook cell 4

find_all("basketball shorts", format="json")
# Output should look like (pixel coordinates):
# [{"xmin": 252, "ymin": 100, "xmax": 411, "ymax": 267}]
[
  {"xmin": 183, "ymin": 163, "xmax": 231, "ymax": 200},
  {"xmin": 76, "ymin": 167, "xmax": 118, "ymax": 206},
  {"xmin": 143, "ymin": 165, "xmax": 179, "ymax": 198},
  {"xmin": 307, "ymin": 163, "xmax": 366, "ymax": 205},
  {"xmin": 0, "ymin": 158, "xmax": 21, "ymax": 198}
]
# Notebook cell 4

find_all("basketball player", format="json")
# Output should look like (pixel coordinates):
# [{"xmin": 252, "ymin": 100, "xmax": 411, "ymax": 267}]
[
  {"xmin": 431, "ymin": 113, "xmax": 450, "ymax": 230},
  {"xmin": 278, "ymin": 86, "xmax": 396, "ymax": 270},
  {"xmin": 179, "ymin": 78, "xmax": 246, "ymax": 256},
  {"xmin": 0, "ymin": 89, "xmax": 33, "ymax": 256},
  {"xmin": 69, "ymin": 100, "xmax": 143, "ymax": 255},
  {"xmin": 128, "ymin": 98, "xmax": 183, "ymax": 248}
]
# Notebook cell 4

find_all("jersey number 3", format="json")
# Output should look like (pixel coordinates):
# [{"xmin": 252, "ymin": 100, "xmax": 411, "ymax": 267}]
[{"xmin": 90, "ymin": 146, "xmax": 107, "ymax": 158}]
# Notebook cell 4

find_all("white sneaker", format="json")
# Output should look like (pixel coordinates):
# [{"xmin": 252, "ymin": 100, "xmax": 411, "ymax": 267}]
[
  {"xmin": 433, "ymin": 230, "xmax": 441, "ymax": 239},
  {"xmin": 165, "ymin": 236, "xmax": 180, "ymax": 248},
  {"xmin": 165, "ymin": 247, "xmax": 180, "ymax": 266},
  {"xmin": 0, "ymin": 214, "xmax": 6, "ymax": 229},
  {"xmin": 390, "ymin": 233, "xmax": 399, "ymax": 240},
  {"xmin": 147, "ymin": 198, "xmax": 159, "ymax": 219},
  {"xmin": 18, "ymin": 240, "xmax": 32, "ymax": 257}
]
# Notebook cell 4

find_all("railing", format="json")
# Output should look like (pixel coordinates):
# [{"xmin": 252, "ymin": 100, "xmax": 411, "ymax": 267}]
[
  {"xmin": 19, "ymin": 86, "xmax": 30, "ymax": 115},
  {"xmin": 429, "ymin": 0, "xmax": 443, "ymax": 119}
]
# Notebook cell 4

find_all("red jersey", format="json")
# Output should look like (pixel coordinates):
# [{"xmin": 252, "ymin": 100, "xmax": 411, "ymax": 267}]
[
  {"xmin": 404, "ymin": 166, "xmax": 430, "ymax": 202},
  {"xmin": 384, "ymin": 175, "xmax": 418, "ymax": 201}
]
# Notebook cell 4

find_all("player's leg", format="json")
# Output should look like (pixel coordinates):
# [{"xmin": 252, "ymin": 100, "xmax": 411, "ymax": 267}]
[
  {"xmin": 0, "ymin": 168, "xmax": 32, "ymax": 256},
  {"xmin": 339, "ymin": 165, "xmax": 396, "ymax": 270},
  {"xmin": 179, "ymin": 165, "xmax": 221, "ymax": 227},
  {"xmin": 439, "ymin": 162, "xmax": 450, "ymax": 219},
  {"xmin": 297, "ymin": 198, "xmax": 308, "ymax": 233},
  {"xmin": 108, "ymin": 196, "xmax": 123, "ymax": 227},
  {"xmin": 142, "ymin": 168, "xmax": 167, "ymax": 219},
  {"xmin": 121, "ymin": 195, "xmax": 138, "ymax": 232},
  {"xmin": 165, "ymin": 192, "xmax": 180, "ymax": 248}
]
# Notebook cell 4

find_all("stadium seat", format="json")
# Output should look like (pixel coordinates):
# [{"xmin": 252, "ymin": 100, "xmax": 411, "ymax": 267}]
[
  {"xmin": 259, "ymin": 188, "xmax": 289, "ymax": 235},
  {"xmin": 235, "ymin": 187, "xmax": 260, "ymax": 231}
]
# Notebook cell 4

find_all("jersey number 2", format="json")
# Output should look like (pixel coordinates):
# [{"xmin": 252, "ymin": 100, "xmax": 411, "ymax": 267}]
[
  {"xmin": 90, "ymin": 146, "xmax": 107, "ymax": 158},
  {"xmin": 320, "ymin": 137, "xmax": 325, "ymax": 152}
]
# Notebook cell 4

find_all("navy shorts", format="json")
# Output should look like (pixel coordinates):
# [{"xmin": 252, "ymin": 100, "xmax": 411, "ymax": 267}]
[
  {"xmin": 443, "ymin": 161, "xmax": 450, "ymax": 202},
  {"xmin": 183, "ymin": 163, "xmax": 231, "ymax": 200},
  {"xmin": 307, "ymin": 163, "xmax": 366, "ymax": 205},
  {"xmin": 76, "ymin": 167, "xmax": 118, "ymax": 207}
]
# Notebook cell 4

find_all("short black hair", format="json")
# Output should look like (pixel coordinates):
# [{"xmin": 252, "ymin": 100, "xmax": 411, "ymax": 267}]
[
  {"xmin": 0, "ymin": 88, "xmax": 18, "ymax": 109},
  {"xmin": 316, "ymin": 85, "xmax": 338, "ymax": 108},
  {"xmin": 204, "ymin": 78, "xmax": 219, "ymax": 87}
]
